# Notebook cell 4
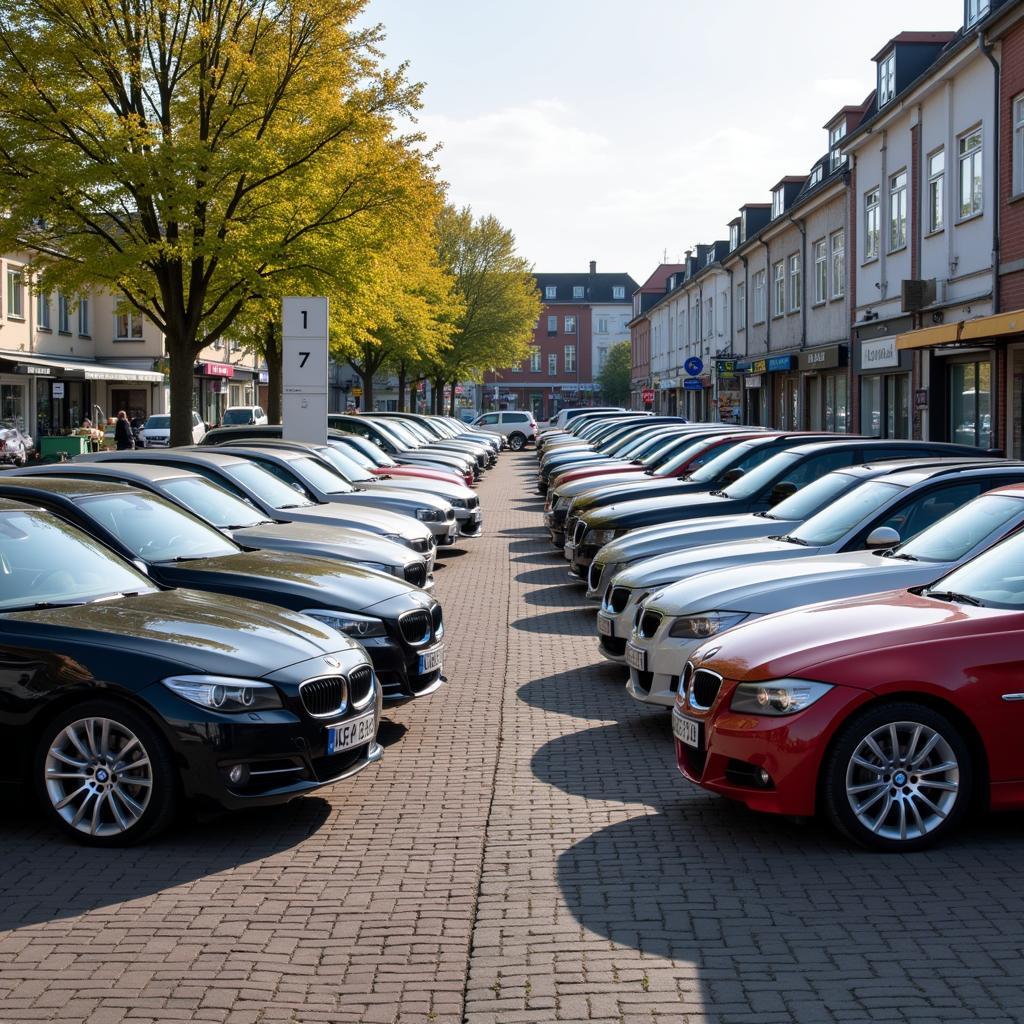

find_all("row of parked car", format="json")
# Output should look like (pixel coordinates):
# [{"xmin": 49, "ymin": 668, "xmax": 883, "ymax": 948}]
[
  {"xmin": 535, "ymin": 409, "xmax": 1024, "ymax": 851},
  {"xmin": 0, "ymin": 412, "xmax": 501, "ymax": 845}
]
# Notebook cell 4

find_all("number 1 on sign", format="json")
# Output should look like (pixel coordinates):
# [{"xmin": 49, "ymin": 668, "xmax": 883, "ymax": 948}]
[{"xmin": 301, "ymin": 310, "xmax": 307, "ymax": 329}]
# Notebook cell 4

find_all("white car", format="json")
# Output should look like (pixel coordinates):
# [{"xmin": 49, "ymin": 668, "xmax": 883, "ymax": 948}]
[
  {"xmin": 620, "ymin": 460, "xmax": 1024, "ymax": 707},
  {"xmin": 471, "ymin": 410, "xmax": 537, "ymax": 451},
  {"xmin": 139, "ymin": 411, "xmax": 206, "ymax": 447},
  {"xmin": 221, "ymin": 405, "xmax": 268, "ymax": 426}
]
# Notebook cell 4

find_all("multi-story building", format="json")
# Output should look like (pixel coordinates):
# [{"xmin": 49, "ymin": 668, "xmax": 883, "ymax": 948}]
[
  {"xmin": 483, "ymin": 263, "xmax": 637, "ymax": 420},
  {"xmin": 628, "ymin": 264, "xmax": 685, "ymax": 409}
]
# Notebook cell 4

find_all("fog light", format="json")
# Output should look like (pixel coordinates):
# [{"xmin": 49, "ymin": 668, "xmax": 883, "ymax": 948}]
[
  {"xmin": 228, "ymin": 764, "xmax": 248, "ymax": 785},
  {"xmin": 758, "ymin": 769, "xmax": 771, "ymax": 787}
]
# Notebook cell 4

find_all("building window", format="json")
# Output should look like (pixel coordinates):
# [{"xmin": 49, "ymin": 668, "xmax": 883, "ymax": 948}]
[
  {"xmin": 572, "ymin": 285, "xmax": 584, "ymax": 299},
  {"xmin": 564, "ymin": 345, "xmax": 575, "ymax": 373},
  {"xmin": 829, "ymin": 122, "xmax": 847, "ymax": 172},
  {"xmin": 771, "ymin": 188, "xmax": 784, "ymax": 220},
  {"xmin": 809, "ymin": 164, "xmax": 824, "ymax": 187},
  {"xmin": 736, "ymin": 281, "xmax": 746, "ymax": 329},
  {"xmin": 115, "ymin": 309, "xmax": 144, "ymax": 340},
  {"xmin": 928, "ymin": 150, "xmax": 945, "ymax": 231},
  {"xmin": 597, "ymin": 317, "xmax": 608, "ymax": 333},
  {"xmin": 544, "ymin": 285, "xmax": 556, "ymax": 299},
  {"xmin": 888, "ymin": 169, "xmax": 908, "ymax": 251},
  {"xmin": 597, "ymin": 347, "xmax": 608, "ymax": 372},
  {"xmin": 1015, "ymin": 99, "xmax": 1024, "ymax": 196},
  {"xmin": 704, "ymin": 297, "xmax": 713, "ymax": 338},
  {"xmin": 546, "ymin": 315, "xmax": 557, "ymax": 336},
  {"xmin": 788, "ymin": 253, "xmax": 801, "ymax": 312},
  {"xmin": 530, "ymin": 347, "xmax": 541, "ymax": 372},
  {"xmin": 57, "ymin": 293, "xmax": 70, "ymax": 333},
  {"xmin": 548, "ymin": 353, "xmax": 557, "ymax": 376},
  {"xmin": 878, "ymin": 52, "xmax": 895, "ymax": 107},
  {"xmin": 830, "ymin": 230, "xmax": 845, "ymax": 299},
  {"xmin": 729, "ymin": 224, "xmax": 739, "ymax": 250},
  {"xmin": 36, "ymin": 290, "xmax": 50, "ymax": 329},
  {"xmin": 864, "ymin": 187, "xmax": 880, "ymax": 260},
  {"xmin": 967, "ymin": 0, "xmax": 990, "ymax": 26},
  {"xmin": 564, "ymin": 315, "xmax": 576, "ymax": 334},
  {"xmin": 950, "ymin": 359, "xmax": 992, "ymax": 447},
  {"xmin": 752, "ymin": 270, "xmax": 766, "ymax": 324},
  {"xmin": 612, "ymin": 286, "xmax": 625, "ymax": 299},
  {"xmin": 6, "ymin": 267, "xmax": 23, "ymax": 319},
  {"xmin": 813, "ymin": 239, "xmax": 827, "ymax": 303},
  {"xmin": 958, "ymin": 127, "xmax": 983, "ymax": 219},
  {"xmin": 773, "ymin": 260, "xmax": 785, "ymax": 316},
  {"xmin": 78, "ymin": 297, "xmax": 89, "ymax": 336}
]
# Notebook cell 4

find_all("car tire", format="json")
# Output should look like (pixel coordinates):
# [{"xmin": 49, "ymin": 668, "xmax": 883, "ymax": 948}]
[
  {"xmin": 508, "ymin": 432, "xmax": 526, "ymax": 451},
  {"xmin": 35, "ymin": 699, "xmax": 179, "ymax": 846},
  {"xmin": 822, "ymin": 701, "xmax": 971, "ymax": 852}
]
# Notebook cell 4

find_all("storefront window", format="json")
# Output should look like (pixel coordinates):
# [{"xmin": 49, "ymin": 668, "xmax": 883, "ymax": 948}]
[
  {"xmin": 824, "ymin": 374, "xmax": 848, "ymax": 432},
  {"xmin": 0, "ymin": 383, "xmax": 26, "ymax": 431},
  {"xmin": 950, "ymin": 360, "xmax": 992, "ymax": 448},
  {"xmin": 860, "ymin": 376, "xmax": 882, "ymax": 435},
  {"xmin": 861, "ymin": 374, "xmax": 909, "ymax": 438}
]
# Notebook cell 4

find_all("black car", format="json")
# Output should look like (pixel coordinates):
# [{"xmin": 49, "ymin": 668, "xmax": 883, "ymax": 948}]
[
  {"xmin": 0, "ymin": 496, "xmax": 383, "ymax": 845},
  {"xmin": 564, "ymin": 438, "xmax": 1005, "ymax": 576},
  {"xmin": 0, "ymin": 477, "xmax": 446, "ymax": 705}
]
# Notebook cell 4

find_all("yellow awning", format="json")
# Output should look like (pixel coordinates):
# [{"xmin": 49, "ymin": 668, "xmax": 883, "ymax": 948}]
[
  {"xmin": 960, "ymin": 309, "xmax": 1024, "ymax": 341},
  {"xmin": 895, "ymin": 322, "xmax": 961, "ymax": 350}
]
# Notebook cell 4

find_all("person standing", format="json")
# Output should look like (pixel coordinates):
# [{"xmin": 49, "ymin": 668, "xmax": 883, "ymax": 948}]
[{"xmin": 114, "ymin": 410, "xmax": 135, "ymax": 450}]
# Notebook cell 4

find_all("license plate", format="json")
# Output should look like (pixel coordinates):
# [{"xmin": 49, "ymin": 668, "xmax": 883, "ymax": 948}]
[
  {"xmin": 326, "ymin": 711, "xmax": 376, "ymax": 754},
  {"xmin": 625, "ymin": 643, "xmax": 646, "ymax": 672},
  {"xmin": 564, "ymin": 542, "xmax": 575, "ymax": 560},
  {"xmin": 672, "ymin": 712, "xmax": 702, "ymax": 750},
  {"xmin": 472, "ymin": 509, "xmax": 482, "ymax": 523},
  {"xmin": 597, "ymin": 614, "xmax": 613, "ymax": 637},
  {"xmin": 418, "ymin": 643, "xmax": 444, "ymax": 674}
]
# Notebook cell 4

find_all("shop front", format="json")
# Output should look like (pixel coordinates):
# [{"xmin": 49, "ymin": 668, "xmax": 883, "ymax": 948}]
[
  {"xmin": 856, "ymin": 335, "xmax": 913, "ymax": 438},
  {"xmin": 658, "ymin": 377, "xmax": 678, "ymax": 416},
  {"xmin": 194, "ymin": 361, "xmax": 234, "ymax": 427},
  {"xmin": 739, "ymin": 355, "xmax": 799, "ymax": 427},
  {"xmin": 798, "ymin": 344, "xmax": 849, "ymax": 432},
  {"xmin": 714, "ymin": 360, "xmax": 741, "ymax": 424}
]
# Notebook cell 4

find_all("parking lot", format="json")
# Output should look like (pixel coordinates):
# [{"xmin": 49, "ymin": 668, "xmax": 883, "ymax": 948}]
[{"xmin": 3, "ymin": 451, "xmax": 1024, "ymax": 1024}]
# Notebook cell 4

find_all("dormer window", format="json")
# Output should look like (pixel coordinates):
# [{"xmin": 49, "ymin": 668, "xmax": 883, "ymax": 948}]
[
  {"xmin": 544, "ymin": 285, "xmax": 556, "ymax": 299},
  {"xmin": 771, "ymin": 188, "xmax": 785, "ymax": 220},
  {"xmin": 829, "ymin": 122, "xmax": 847, "ymax": 171},
  {"xmin": 878, "ymin": 52, "xmax": 895, "ymax": 106},
  {"xmin": 572, "ymin": 285, "xmax": 584, "ymax": 299},
  {"xmin": 967, "ymin": 0, "xmax": 990, "ymax": 26},
  {"xmin": 809, "ymin": 165, "xmax": 824, "ymax": 186},
  {"xmin": 729, "ymin": 224, "xmax": 739, "ymax": 250},
  {"xmin": 705, "ymin": 249, "xmax": 715, "ymax": 266}
]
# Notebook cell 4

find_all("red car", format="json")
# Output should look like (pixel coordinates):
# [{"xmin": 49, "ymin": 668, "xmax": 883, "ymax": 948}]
[{"xmin": 673, "ymin": 526, "xmax": 1024, "ymax": 851}]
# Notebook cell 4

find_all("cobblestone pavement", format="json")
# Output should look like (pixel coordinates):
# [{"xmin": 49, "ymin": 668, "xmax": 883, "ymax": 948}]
[{"xmin": 3, "ymin": 452, "xmax": 1024, "ymax": 1024}]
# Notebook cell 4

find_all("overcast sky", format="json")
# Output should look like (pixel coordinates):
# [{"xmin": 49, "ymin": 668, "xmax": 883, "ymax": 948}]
[{"xmin": 363, "ymin": 0, "xmax": 965, "ymax": 284}]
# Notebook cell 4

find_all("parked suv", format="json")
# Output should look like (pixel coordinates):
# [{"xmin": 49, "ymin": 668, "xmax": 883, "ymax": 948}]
[
  {"xmin": 221, "ymin": 405, "xmax": 268, "ymax": 426},
  {"xmin": 139, "ymin": 411, "xmax": 206, "ymax": 447},
  {"xmin": 472, "ymin": 411, "xmax": 537, "ymax": 450}
]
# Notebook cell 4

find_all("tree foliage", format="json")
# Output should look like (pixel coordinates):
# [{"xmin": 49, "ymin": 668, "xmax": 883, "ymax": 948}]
[
  {"xmin": 0, "ymin": 0, "xmax": 422, "ymax": 442},
  {"xmin": 597, "ymin": 340, "xmax": 632, "ymax": 406}
]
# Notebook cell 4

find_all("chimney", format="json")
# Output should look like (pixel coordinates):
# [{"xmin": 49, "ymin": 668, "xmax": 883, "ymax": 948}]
[{"xmin": 589, "ymin": 260, "xmax": 597, "ymax": 274}]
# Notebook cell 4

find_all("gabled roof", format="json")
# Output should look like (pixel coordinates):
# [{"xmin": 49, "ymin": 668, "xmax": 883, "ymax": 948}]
[{"xmin": 871, "ymin": 31, "xmax": 957, "ymax": 62}]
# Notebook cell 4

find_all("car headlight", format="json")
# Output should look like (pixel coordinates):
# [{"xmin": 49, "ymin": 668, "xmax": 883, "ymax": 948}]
[
  {"xmin": 303, "ymin": 609, "xmax": 388, "ymax": 638},
  {"xmin": 730, "ymin": 679, "xmax": 833, "ymax": 716},
  {"xmin": 668, "ymin": 611, "xmax": 748, "ymax": 639},
  {"xmin": 416, "ymin": 508, "xmax": 444, "ymax": 522},
  {"xmin": 589, "ymin": 528, "xmax": 618, "ymax": 545},
  {"xmin": 449, "ymin": 497, "xmax": 467, "ymax": 509},
  {"xmin": 162, "ymin": 675, "xmax": 282, "ymax": 712}
]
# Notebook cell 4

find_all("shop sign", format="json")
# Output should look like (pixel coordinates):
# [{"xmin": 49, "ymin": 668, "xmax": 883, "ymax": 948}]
[
  {"xmin": 199, "ymin": 361, "xmax": 234, "ymax": 378},
  {"xmin": 683, "ymin": 378, "xmax": 703, "ymax": 391},
  {"xmin": 716, "ymin": 359, "xmax": 737, "ymax": 379},
  {"xmin": 16, "ymin": 363, "xmax": 51, "ymax": 375},
  {"xmin": 767, "ymin": 355, "xmax": 794, "ymax": 372},
  {"xmin": 51, "ymin": 382, "xmax": 65, "ymax": 399},
  {"xmin": 860, "ymin": 337, "xmax": 899, "ymax": 370},
  {"xmin": 744, "ymin": 374, "xmax": 763, "ymax": 389},
  {"xmin": 660, "ymin": 377, "xmax": 677, "ymax": 389},
  {"xmin": 641, "ymin": 388, "xmax": 655, "ymax": 403},
  {"xmin": 258, "ymin": 369, "xmax": 269, "ymax": 384},
  {"xmin": 751, "ymin": 359, "xmax": 767, "ymax": 374},
  {"xmin": 798, "ymin": 345, "xmax": 846, "ymax": 372}
]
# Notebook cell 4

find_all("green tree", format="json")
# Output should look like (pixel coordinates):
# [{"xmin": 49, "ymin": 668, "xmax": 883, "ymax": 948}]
[
  {"xmin": 597, "ymin": 340, "xmax": 632, "ymax": 406},
  {"xmin": 0, "ymin": 0, "xmax": 421, "ymax": 443},
  {"xmin": 427, "ymin": 205, "xmax": 540, "ymax": 414}
]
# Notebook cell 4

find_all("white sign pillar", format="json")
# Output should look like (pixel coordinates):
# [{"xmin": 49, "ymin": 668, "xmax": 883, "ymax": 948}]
[{"xmin": 282, "ymin": 296, "xmax": 329, "ymax": 444}]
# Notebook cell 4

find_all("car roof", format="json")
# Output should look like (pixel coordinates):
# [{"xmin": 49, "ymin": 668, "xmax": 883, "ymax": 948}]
[
  {"xmin": 219, "ymin": 437, "xmax": 325, "ymax": 452},
  {"xmin": 838, "ymin": 458, "xmax": 1024, "ymax": 485},
  {"xmin": 196, "ymin": 443, "xmax": 305, "ymax": 462},
  {"xmin": 80, "ymin": 449, "xmax": 250, "ymax": 468},
  {"xmin": 987, "ymin": 482, "xmax": 1024, "ymax": 497},
  {"xmin": 777, "ymin": 438, "xmax": 987, "ymax": 456},
  {"xmin": 16, "ymin": 462, "xmax": 192, "ymax": 484},
  {"xmin": 0, "ymin": 475, "xmax": 137, "ymax": 498}
]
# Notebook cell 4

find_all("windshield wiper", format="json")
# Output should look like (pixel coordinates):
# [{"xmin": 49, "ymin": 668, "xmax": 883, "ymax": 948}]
[
  {"xmin": 10, "ymin": 599, "xmax": 89, "ymax": 611},
  {"xmin": 776, "ymin": 534, "xmax": 810, "ymax": 546},
  {"xmin": 278, "ymin": 503, "xmax": 312, "ymax": 510},
  {"xmin": 753, "ymin": 510, "xmax": 777, "ymax": 519},
  {"xmin": 880, "ymin": 550, "xmax": 917, "ymax": 560},
  {"xmin": 708, "ymin": 489, "xmax": 730, "ymax": 498},
  {"xmin": 925, "ymin": 589, "xmax": 984, "ymax": 606}
]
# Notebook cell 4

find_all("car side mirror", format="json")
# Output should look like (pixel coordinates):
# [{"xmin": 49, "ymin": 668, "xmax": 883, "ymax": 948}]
[
  {"xmin": 720, "ymin": 467, "xmax": 744, "ymax": 486},
  {"xmin": 769, "ymin": 480, "xmax": 798, "ymax": 505},
  {"xmin": 866, "ymin": 526, "xmax": 901, "ymax": 549}
]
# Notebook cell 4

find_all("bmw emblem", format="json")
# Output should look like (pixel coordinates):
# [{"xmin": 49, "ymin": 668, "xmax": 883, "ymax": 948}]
[
  {"xmin": 325, "ymin": 656, "xmax": 341, "ymax": 669},
  {"xmin": 701, "ymin": 647, "xmax": 720, "ymax": 661}
]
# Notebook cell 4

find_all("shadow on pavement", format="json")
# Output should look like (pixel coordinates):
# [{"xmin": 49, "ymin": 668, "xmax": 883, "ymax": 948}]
[
  {"xmin": 376, "ymin": 719, "xmax": 409, "ymax": 747},
  {"xmin": 0, "ymin": 796, "xmax": 333, "ymax": 932},
  {"xmin": 516, "ymin": 666, "xmax": 636, "ymax": 722},
  {"xmin": 514, "ymin": 565, "xmax": 573, "ymax": 586},
  {"xmin": 511, "ymin": 607, "xmax": 597, "ymax": 635},
  {"xmin": 520, "ymin": 584, "xmax": 590, "ymax": 607}
]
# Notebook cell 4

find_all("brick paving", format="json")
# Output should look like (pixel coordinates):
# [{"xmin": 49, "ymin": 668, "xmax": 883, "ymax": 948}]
[{"xmin": 2, "ymin": 452, "xmax": 1024, "ymax": 1023}]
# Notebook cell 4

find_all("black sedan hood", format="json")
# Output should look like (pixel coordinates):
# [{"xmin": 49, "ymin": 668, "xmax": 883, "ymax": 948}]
[
  {"xmin": 153, "ymin": 549, "xmax": 421, "ymax": 614},
  {"xmin": 585, "ymin": 490, "xmax": 741, "ymax": 527},
  {"xmin": 3, "ymin": 589, "xmax": 359, "ymax": 676},
  {"xmin": 572, "ymin": 476, "xmax": 708, "ymax": 510}
]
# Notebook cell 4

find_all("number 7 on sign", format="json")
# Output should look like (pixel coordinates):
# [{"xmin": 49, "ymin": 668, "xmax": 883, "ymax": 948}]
[{"xmin": 299, "ymin": 352, "xmax": 309, "ymax": 367}]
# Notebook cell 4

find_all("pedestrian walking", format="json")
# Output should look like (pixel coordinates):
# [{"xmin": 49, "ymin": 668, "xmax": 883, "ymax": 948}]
[{"xmin": 114, "ymin": 410, "xmax": 135, "ymax": 450}]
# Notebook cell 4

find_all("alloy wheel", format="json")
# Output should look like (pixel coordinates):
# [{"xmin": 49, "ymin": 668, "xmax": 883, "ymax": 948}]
[
  {"xmin": 844, "ymin": 720, "xmax": 959, "ymax": 842},
  {"xmin": 43, "ymin": 716, "xmax": 154, "ymax": 838}
]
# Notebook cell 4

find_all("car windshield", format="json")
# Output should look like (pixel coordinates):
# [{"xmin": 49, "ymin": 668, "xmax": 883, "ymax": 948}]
[
  {"xmin": 651, "ymin": 437, "xmax": 720, "ymax": 475},
  {"xmin": 331, "ymin": 441, "xmax": 375, "ymax": 469},
  {"xmin": 0, "ymin": 508, "xmax": 154, "ymax": 610},
  {"xmin": 221, "ymin": 409, "xmax": 255, "ymax": 425},
  {"xmin": 634, "ymin": 434, "xmax": 685, "ymax": 465},
  {"xmin": 688, "ymin": 441, "xmax": 759, "ymax": 484},
  {"xmin": 927, "ymin": 527, "xmax": 1024, "ymax": 607},
  {"xmin": 723, "ymin": 451, "xmax": 802, "ymax": 499},
  {"xmin": 768, "ymin": 470, "xmax": 860, "ymax": 521},
  {"xmin": 899, "ymin": 494, "xmax": 1024, "ymax": 563},
  {"xmin": 76, "ymin": 492, "xmax": 239, "ymax": 562},
  {"xmin": 159, "ymin": 475, "xmax": 270, "ymax": 529},
  {"xmin": 226, "ymin": 461, "xmax": 316, "ymax": 509},
  {"xmin": 144, "ymin": 415, "xmax": 170, "ymax": 430},
  {"xmin": 315, "ymin": 445, "xmax": 373, "ymax": 482},
  {"xmin": 788, "ymin": 481, "xmax": 903, "ymax": 546},
  {"xmin": 374, "ymin": 420, "xmax": 418, "ymax": 448},
  {"xmin": 283, "ymin": 456, "xmax": 355, "ymax": 495}
]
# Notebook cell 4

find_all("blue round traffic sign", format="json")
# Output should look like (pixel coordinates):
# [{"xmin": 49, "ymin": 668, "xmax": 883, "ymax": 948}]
[{"xmin": 684, "ymin": 357, "xmax": 704, "ymax": 376}]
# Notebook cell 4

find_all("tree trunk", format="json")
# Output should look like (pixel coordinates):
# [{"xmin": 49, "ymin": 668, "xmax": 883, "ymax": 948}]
[
  {"xmin": 168, "ymin": 339, "xmax": 196, "ymax": 447},
  {"xmin": 396, "ymin": 363, "xmax": 407, "ymax": 412},
  {"xmin": 264, "ymin": 320, "xmax": 283, "ymax": 423},
  {"xmin": 432, "ymin": 375, "xmax": 444, "ymax": 415},
  {"xmin": 448, "ymin": 378, "xmax": 457, "ymax": 417}
]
